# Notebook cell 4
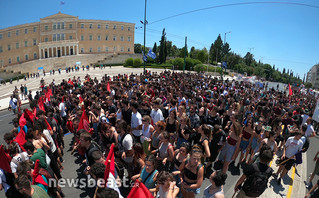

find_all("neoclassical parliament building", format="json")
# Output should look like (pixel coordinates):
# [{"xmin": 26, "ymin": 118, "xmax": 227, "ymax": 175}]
[{"xmin": 0, "ymin": 12, "xmax": 135, "ymax": 68}]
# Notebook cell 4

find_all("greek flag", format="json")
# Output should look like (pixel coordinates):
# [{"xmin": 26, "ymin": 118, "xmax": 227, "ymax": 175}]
[
  {"xmin": 147, "ymin": 49, "xmax": 156, "ymax": 59},
  {"xmin": 142, "ymin": 52, "xmax": 147, "ymax": 62}
]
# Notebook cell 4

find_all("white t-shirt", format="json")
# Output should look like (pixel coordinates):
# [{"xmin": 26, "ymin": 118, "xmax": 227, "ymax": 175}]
[
  {"xmin": 43, "ymin": 129, "xmax": 57, "ymax": 153},
  {"xmin": 0, "ymin": 168, "xmax": 10, "ymax": 192},
  {"xmin": 10, "ymin": 152, "xmax": 29, "ymax": 173},
  {"xmin": 131, "ymin": 112, "xmax": 142, "ymax": 137},
  {"xmin": 150, "ymin": 109, "xmax": 164, "ymax": 124},
  {"xmin": 118, "ymin": 133, "xmax": 133, "ymax": 163},
  {"xmin": 59, "ymin": 102, "xmax": 66, "ymax": 117},
  {"xmin": 285, "ymin": 136, "xmax": 303, "ymax": 158},
  {"xmin": 305, "ymin": 124, "xmax": 314, "ymax": 137},
  {"xmin": 301, "ymin": 114, "xmax": 309, "ymax": 125}
]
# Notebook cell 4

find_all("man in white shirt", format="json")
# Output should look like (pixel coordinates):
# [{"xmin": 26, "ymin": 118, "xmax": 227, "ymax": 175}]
[
  {"xmin": 305, "ymin": 118, "xmax": 316, "ymax": 137},
  {"xmin": 275, "ymin": 132, "xmax": 303, "ymax": 185},
  {"xmin": 130, "ymin": 102, "xmax": 142, "ymax": 143},
  {"xmin": 150, "ymin": 100, "xmax": 164, "ymax": 125},
  {"xmin": 8, "ymin": 144, "xmax": 29, "ymax": 178}
]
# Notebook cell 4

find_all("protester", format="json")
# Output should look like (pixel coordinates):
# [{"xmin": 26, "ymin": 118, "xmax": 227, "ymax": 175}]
[{"xmin": 203, "ymin": 170, "xmax": 227, "ymax": 198}]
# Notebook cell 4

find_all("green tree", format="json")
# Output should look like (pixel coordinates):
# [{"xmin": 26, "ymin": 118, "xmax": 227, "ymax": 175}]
[
  {"xmin": 194, "ymin": 64, "xmax": 206, "ymax": 73},
  {"xmin": 124, "ymin": 58, "xmax": 134, "ymax": 66},
  {"xmin": 221, "ymin": 42, "xmax": 231, "ymax": 61},
  {"xmin": 152, "ymin": 42, "xmax": 157, "ymax": 54},
  {"xmin": 158, "ymin": 28, "xmax": 167, "ymax": 64},
  {"xmin": 196, "ymin": 49, "xmax": 208, "ymax": 63},
  {"xmin": 133, "ymin": 58, "xmax": 142, "ymax": 67},
  {"xmin": 305, "ymin": 82, "xmax": 313, "ymax": 89},
  {"xmin": 210, "ymin": 34, "xmax": 223, "ymax": 63},
  {"xmin": 179, "ymin": 47, "xmax": 188, "ymax": 58},
  {"xmin": 134, "ymin": 44, "xmax": 142, "ymax": 53},
  {"xmin": 166, "ymin": 41, "xmax": 172, "ymax": 56},
  {"xmin": 170, "ymin": 45, "xmax": 179, "ymax": 57},
  {"xmin": 172, "ymin": 58, "xmax": 184, "ymax": 69},
  {"xmin": 190, "ymin": 46, "xmax": 196, "ymax": 59},
  {"xmin": 244, "ymin": 52, "xmax": 254, "ymax": 66}
]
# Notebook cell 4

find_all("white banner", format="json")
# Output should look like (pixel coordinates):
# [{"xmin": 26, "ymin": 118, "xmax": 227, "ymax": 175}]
[{"xmin": 312, "ymin": 99, "xmax": 319, "ymax": 122}]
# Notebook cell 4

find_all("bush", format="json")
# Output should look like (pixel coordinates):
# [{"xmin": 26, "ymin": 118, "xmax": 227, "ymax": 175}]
[
  {"xmin": 194, "ymin": 64, "xmax": 206, "ymax": 73},
  {"xmin": 133, "ymin": 58, "xmax": 142, "ymax": 67},
  {"xmin": 172, "ymin": 58, "xmax": 184, "ymax": 70},
  {"xmin": 124, "ymin": 58, "xmax": 134, "ymax": 66}
]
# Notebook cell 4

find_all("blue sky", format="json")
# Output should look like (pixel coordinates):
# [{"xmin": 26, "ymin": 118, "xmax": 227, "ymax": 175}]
[{"xmin": 1, "ymin": 0, "xmax": 318, "ymax": 79}]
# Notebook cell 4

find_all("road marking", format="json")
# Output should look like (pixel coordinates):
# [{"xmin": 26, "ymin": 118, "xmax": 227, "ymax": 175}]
[{"xmin": 286, "ymin": 166, "xmax": 295, "ymax": 198}]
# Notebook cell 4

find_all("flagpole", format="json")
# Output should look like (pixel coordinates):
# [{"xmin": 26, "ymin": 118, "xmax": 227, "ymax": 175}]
[{"xmin": 143, "ymin": 0, "xmax": 147, "ymax": 74}]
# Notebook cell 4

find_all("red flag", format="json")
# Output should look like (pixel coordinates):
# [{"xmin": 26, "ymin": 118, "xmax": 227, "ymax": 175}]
[
  {"xmin": 32, "ymin": 160, "xmax": 48, "ymax": 186},
  {"xmin": 78, "ymin": 108, "xmax": 89, "ymax": 131},
  {"xmin": 62, "ymin": 96, "xmax": 65, "ymax": 103},
  {"xmin": 0, "ymin": 145, "xmax": 12, "ymax": 173},
  {"xmin": 19, "ymin": 113, "xmax": 27, "ymax": 127},
  {"xmin": 289, "ymin": 84, "xmax": 293, "ymax": 96},
  {"xmin": 45, "ymin": 119, "xmax": 52, "ymax": 131},
  {"xmin": 88, "ymin": 128, "xmax": 94, "ymax": 135},
  {"xmin": 68, "ymin": 79, "xmax": 74, "ymax": 86},
  {"xmin": 127, "ymin": 180, "xmax": 154, "ymax": 198},
  {"xmin": 24, "ymin": 109, "xmax": 35, "ymax": 123},
  {"xmin": 45, "ymin": 87, "xmax": 53, "ymax": 102},
  {"xmin": 107, "ymin": 82, "xmax": 111, "ymax": 92},
  {"xmin": 67, "ymin": 120, "xmax": 74, "ymax": 133},
  {"xmin": 79, "ymin": 96, "xmax": 84, "ymax": 104},
  {"xmin": 38, "ymin": 97, "xmax": 45, "ymax": 112},
  {"xmin": 33, "ymin": 107, "xmax": 37, "ymax": 117},
  {"xmin": 15, "ymin": 128, "xmax": 27, "ymax": 150}
]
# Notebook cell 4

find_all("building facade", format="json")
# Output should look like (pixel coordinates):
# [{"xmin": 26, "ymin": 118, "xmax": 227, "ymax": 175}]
[
  {"xmin": 0, "ymin": 12, "xmax": 135, "ymax": 67},
  {"xmin": 306, "ymin": 64, "xmax": 319, "ymax": 88}
]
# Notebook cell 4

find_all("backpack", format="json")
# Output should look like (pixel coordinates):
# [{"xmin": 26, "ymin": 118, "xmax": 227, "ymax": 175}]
[
  {"xmin": 87, "ymin": 140, "xmax": 102, "ymax": 157},
  {"xmin": 242, "ymin": 163, "xmax": 272, "ymax": 197},
  {"xmin": 302, "ymin": 136, "xmax": 310, "ymax": 153}
]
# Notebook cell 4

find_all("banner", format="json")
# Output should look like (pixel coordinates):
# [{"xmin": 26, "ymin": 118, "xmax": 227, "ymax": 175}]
[{"xmin": 312, "ymin": 99, "xmax": 319, "ymax": 122}]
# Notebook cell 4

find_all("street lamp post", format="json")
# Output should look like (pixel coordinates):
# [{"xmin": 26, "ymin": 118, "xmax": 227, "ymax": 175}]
[{"xmin": 143, "ymin": 0, "xmax": 147, "ymax": 74}]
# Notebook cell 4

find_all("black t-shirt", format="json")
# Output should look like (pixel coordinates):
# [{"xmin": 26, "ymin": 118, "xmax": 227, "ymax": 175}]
[
  {"xmin": 178, "ymin": 125, "xmax": 191, "ymax": 139},
  {"xmin": 207, "ymin": 115, "xmax": 220, "ymax": 127},
  {"xmin": 122, "ymin": 108, "xmax": 132, "ymax": 125},
  {"xmin": 210, "ymin": 130, "xmax": 226, "ymax": 149},
  {"xmin": 243, "ymin": 162, "xmax": 273, "ymax": 177},
  {"xmin": 107, "ymin": 104, "xmax": 117, "ymax": 126}
]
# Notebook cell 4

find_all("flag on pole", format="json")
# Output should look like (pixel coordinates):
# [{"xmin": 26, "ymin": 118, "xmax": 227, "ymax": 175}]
[
  {"xmin": 142, "ymin": 52, "xmax": 147, "ymax": 62},
  {"xmin": 147, "ymin": 49, "xmax": 156, "ymax": 59},
  {"xmin": 107, "ymin": 82, "xmax": 111, "ymax": 92},
  {"xmin": 104, "ymin": 144, "xmax": 123, "ymax": 197},
  {"xmin": 78, "ymin": 106, "xmax": 89, "ymax": 131},
  {"xmin": 127, "ymin": 180, "xmax": 154, "ymax": 198},
  {"xmin": 0, "ymin": 145, "xmax": 12, "ymax": 173},
  {"xmin": 14, "ymin": 128, "xmax": 26, "ymax": 151},
  {"xmin": 38, "ymin": 97, "xmax": 45, "ymax": 112},
  {"xmin": 289, "ymin": 84, "xmax": 293, "ymax": 96}
]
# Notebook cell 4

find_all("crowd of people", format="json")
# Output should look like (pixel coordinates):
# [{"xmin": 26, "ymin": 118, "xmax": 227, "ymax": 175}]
[{"xmin": 1, "ymin": 69, "xmax": 319, "ymax": 198}]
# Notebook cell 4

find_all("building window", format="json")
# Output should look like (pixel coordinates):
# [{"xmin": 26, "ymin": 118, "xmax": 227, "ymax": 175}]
[
  {"xmin": 45, "ymin": 37, "xmax": 48, "ymax": 42},
  {"xmin": 53, "ymin": 34, "xmax": 56, "ymax": 41},
  {"xmin": 34, "ymin": 53, "xmax": 37, "ymax": 59},
  {"xmin": 45, "ymin": 25, "xmax": 48, "ymax": 31},
  {"xmin": 33, "ymin": 39, "xmax": 37, "ymax": 45},
  {"xmin": 25, "ymin": 54, "xmax": 29, "ymax": 60},
  {"xmin": 0, "ymin": 34, "xmax": 2, "ymax": 40},
  {"xmin": 97, "ymin": 35, "xmax": 101, "ymax": 40},
  {"xmin": 8, "ymin": 58, "xmax": 11, "ymax": 64},
  {"xmin": 89, "ymin": 35, "xmax": 93, "ymax": 40},
  {"xmin": 113, "ymin": 25, "xmax": 116, "ymax": 30},
  {"xmin": 69, "ymin": 24, "xmax": 73, "ymax": 29},
  {"xmin": 69, "ymin": 35, "xmax": 73, "ymax": 40},
  {"xmin": 53, "ymin": 24, "xmax": 56, "ymax": 30},
  {"xmin": 105, "ymin": 35, "xmax": 109, "ymax": 40},
  {"xmin": 105, "ymin": 24, "xmax": 109, "ymax": 29},
  {"xmin": 121, "ymin": 26, "xmax": 124, "ymax": 30},
  {"xmin": 61, "ymin": 22, "xmax": 64, "ymax": 29},
  {"xmin": 98, "ymin": 47, "xmax": 101, "ymax": 52},
  {"xmin": 57, "ymin": 23, "xmax": 61, "ymax": 29},
  {"xmin": 89, "ymin": 48, "xmax": 93, "ymax": 52},
  {"xmin": 120, "ymin": 36, "xmax": 124, "ymax": 41},
  {"xmin": 16, "ymin": 43, "xmax": 19, "ymax": 49},
  {"xmin": 81, "ymin": 24, "xmax": 84, "ymax": 28},
  {"xmin": 17, "ymin": 56, "xmax": 20, "ymax": 62},
  {"xmin": 128, "ymin": 48, "xmax": 131, "ymax": 52},
  {"xmin": 105, "ymin": 47, "xmax": 109, "ymax": 52},
  {"xmin": 33, "ymin": 27, "xmax": 37, "ymax": 32},
  {"xmin": 8, "ymin": 45, "xmax": 11, "ymax": 51},
  {"xmin": 57, "ymin": 34, "xmax": 60, "ymax": 41},
  {"xmin": 98, "ymin": 24, "xmax": 101, "ymax": 29},
  {"xmin": 121, "ymin": 47, "xmax": 124, "ymax": 52},
  {"xmin": 89, "ymin": 24, "xmax": 93, "ymax": 29},
  {"xmin": 128, "ymin": 27, "xmax": 131, "ymax": 31},
  {"xmin": 81, "ymin": 35, "xmax": 84, "ymax": 40},
  {"xmin": 8, "ymin": 32, "xmax": 11, "ymax": 38},
  {"xmin": 24, "ymin": 41, "xmax": 28, "ymax": 47},
  {"xmin": 16, "ymin": 30, "xmax": 19, "ymax": 36},
  {"xmin": 81, "ymin": 48, "xmax": 84, "ymax": 53},
  {"xmin": 0, "ymin": 46, "xmax": 2, "ymax": 53},
  {"xmin": 24, "ymin": 28, "xmax": 28, "ymax": 34},
  {"xmin": 61, "ymin": 34, "xmax": 65, "ymax": 40},
  {"xmin": 113, "ymin": 36, "xmax": 116, "ymax": 41},
  {"xmin": 113, "ymin": 46, "xmax": 116, "ymax": 52},
  {"xmin": 128, "ymin": 36, "xmax": 131, "ymax": 42}
]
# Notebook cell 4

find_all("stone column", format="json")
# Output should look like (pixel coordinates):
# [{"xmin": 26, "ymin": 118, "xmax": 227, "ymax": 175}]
[
  {"xmin": 76, "ymin": 45, "xmax": 79, "ymax": 55},
  {"xmin": 39, "ymin": 47, "xmax": 42, "ymax": 59},
  {"xmin": 69, "ymin": 45, "xmax": 71, "ymax": 55},
  {"xmin": 56, "ymin": 47, "xmax": 58, "ymax": 57},
  {"xmin": 64, "ymin": 46, "xmax": 67, "ymax": 56}
]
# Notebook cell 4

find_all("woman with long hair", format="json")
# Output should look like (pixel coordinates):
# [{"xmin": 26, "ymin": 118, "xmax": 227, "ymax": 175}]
[
  {"xmin": 141, "ymin": 115, "xmax": 154, "ymax": 156},
  {"xmin": 151, "ymin": 121, "xmax": 166, "ymax": 150},
  {"xmin": 165, "ymin": 110, "xmax": 179, "ymax": 145},
  {"xmin": 154, "ymin": 132, "xmax": 174, "ymax": 172},
  {"xmin": 130, "ymin": 143, "xmax": 146, "ymax": 181},
  {"xmin": 178, "ymin": 145, "xmax": 204, "ymax": 198},
  {"xmin": 154, "ymin": 171, "xmax": 179, "ymax": 198},
  {"xmin": 176, "ymin": 115, "xmax": 191, "ymax": 149}
]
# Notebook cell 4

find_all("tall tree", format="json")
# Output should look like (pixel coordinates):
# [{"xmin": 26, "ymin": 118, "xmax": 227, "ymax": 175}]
[
  {"xmin": 152, "ymin": 42, "xmax": 157, "ymax": 54},
  {"xmin": 244, "ymin": 52, "xmax": 254, "ymax": 66},
  {"xmin": 190, "ymin": 46, "xmax": 196, "ymax": 59},
  {"xmin": 179, "ymin": 47, "xmax": 188, "ymax": 58},
  {"xmin": 221, "ymin": 42, "xmax": 231, "ymax": 60},
  {"xmin": 166, "ymin": 41, "xmax": 172, "ymax": 56},
  {"xmin": 158, "ymin": 28, "xmax": 167, "ymax": 64},
  {"xmin": 210, "ymin": 34, "xmax": 223, "ymax": 63},
  {"xmin": 134, "ymin": 43, "xmax": 142, "ymax": 53},
  {"xmin": 171, "ymin": 45, "xmax": 179, "ymax": 57}
]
